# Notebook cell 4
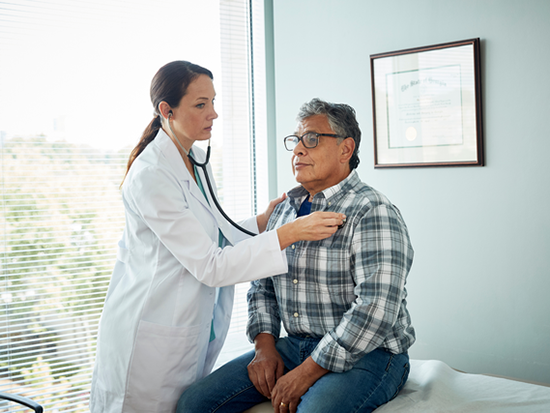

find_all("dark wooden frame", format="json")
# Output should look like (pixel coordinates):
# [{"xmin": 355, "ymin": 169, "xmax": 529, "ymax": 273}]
[{"xmin": 370, "ymin": 38, "xmax": 484, "ymax": 168}]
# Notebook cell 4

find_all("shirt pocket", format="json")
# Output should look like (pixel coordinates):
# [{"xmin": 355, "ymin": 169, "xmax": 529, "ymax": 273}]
[
  {"xmin": 124, "ymin": 320, "xmax": 209, "ymax": 412},
  {"xmin": 312, "ymin": 246, "xmax": 355, "ymax": 306}
]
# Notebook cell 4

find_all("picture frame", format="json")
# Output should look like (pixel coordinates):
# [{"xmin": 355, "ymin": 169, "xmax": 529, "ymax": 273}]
[{"xmin": 370, "ymin": 38, "xmax": 483, "ymax": 168}]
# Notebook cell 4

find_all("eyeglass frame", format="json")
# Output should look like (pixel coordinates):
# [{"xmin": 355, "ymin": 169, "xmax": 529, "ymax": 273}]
[{"xmin": 283, "ymin": 132, "xmax": 346, "ymax": 151}]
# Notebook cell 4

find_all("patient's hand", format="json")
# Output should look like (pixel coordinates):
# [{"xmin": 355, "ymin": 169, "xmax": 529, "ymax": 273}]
[
  {"xmin": 270, "ymin": 357, "xmax": 328, "ymax": 413},
  {"xmin": 248, "ymin": 333, "xmax": 285, "ymax": 399}
]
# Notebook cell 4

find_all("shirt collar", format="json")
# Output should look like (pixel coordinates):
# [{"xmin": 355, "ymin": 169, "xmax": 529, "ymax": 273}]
[{"xmin": 287, "ymin": 169, "xmax": 361, "ymax": 206}]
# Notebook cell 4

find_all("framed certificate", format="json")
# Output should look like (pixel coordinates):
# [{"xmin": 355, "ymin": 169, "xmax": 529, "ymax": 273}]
[{"xmin": 370, "ymin": 38, "xmax": 483, "ymax": 168}]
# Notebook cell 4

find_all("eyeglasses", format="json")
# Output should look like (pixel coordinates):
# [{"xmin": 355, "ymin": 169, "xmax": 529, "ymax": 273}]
[{"xmin": 283, "ymin": 132, "xmax": 345, "ymax": 151}]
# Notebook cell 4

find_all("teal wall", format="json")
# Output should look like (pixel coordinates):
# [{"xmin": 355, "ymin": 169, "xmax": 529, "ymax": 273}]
[{"xmin": 268, "ymin": 0, "xmax": 550, "ymax": 383}]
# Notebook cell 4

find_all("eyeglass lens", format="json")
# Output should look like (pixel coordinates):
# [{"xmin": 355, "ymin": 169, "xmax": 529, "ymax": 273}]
[
  {"xmin": 302, "ymin": 133, "xmax": 318, "ymax": 147},
  {"xmin": 285, "ymin": 133, "xmax": 318, "ymax": 150}
]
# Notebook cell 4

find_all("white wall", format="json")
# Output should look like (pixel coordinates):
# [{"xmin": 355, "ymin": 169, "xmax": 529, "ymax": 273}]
[{"xmin": 268, "ymin": 0, "xmax": 550, "ymax": 383}]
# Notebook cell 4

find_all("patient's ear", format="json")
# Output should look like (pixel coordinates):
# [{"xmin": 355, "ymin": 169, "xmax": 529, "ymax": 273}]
[{"xmin": 340, "ymin": 137, "xmax": 355, "ymax": 164}]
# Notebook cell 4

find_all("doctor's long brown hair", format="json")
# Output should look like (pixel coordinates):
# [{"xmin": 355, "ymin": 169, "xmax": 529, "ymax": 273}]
[{"xmin": 121, "ymin": 61, "xmax": 213, "ymax": 186}]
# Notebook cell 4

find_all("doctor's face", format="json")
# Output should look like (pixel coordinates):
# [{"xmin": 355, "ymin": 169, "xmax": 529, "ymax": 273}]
[{"xmin": 171, "ymin": 74, "xmax": 218, "ymax": 147}]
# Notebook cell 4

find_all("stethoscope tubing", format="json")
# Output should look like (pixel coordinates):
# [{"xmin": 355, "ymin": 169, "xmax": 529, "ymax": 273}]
[
  {"xmin": 167, "ymin": 115, "xmax": 257, "ymax": 237},
  {"xmin": 190, "ymin": 148, "xmax": 257, "ymax": 237}
]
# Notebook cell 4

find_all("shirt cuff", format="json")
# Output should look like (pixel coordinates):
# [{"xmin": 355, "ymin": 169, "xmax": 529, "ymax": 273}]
[
  {"xmin": 247, "ymin": 313, "xmax": 281, "ymax": 343},
  {"xmin": 310, "ymin": 333, "xmax": 356, "ymax": 373}
]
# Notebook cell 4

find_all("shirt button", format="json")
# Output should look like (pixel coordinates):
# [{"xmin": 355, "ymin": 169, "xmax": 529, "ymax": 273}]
[
  {"xmin": 293, "ymin": 312, "xmax": 299, "ymax": 318},
  {"xmin": 291, "ymin": 245, "xmax": 295, "ymax": 249},
  {"xmin": 293, "ymin": 279, "xmax": 298, "ymax": 284},
  {"xmin": 328, "ymin": 201, "xmax": 332, "ymax": 206}
]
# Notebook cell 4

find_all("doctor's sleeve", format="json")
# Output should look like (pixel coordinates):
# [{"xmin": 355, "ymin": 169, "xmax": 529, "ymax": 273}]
[{"xmin": 124, "ymin": 166, "xmax": 287, "ymax": 287}]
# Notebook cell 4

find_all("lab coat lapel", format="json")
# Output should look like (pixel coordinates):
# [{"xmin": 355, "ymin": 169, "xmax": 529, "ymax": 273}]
[
  {"xmin": 153, "ymin": 130, "xmax": 236, "ymax": 244},
  {"xmin": 155, "ymin": 130, "xmax": 216, "ymax": 221},
  {"xmin": 193, "ymin": 160, "xmax": 235, "ymax": 245}
]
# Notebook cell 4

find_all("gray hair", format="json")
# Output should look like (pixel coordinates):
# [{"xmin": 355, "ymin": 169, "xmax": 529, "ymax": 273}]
[{"xmin": 297, "ymin": 98, "xmax": 361, "ymax": 170}]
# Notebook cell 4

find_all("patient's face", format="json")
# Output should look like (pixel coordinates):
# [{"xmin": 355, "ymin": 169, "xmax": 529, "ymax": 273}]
[{"xmin": 291, "ymin": 114, "xmax": 346, "ymax": 196}]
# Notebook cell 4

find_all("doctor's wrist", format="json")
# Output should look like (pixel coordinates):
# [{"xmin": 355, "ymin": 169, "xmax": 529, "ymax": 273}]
[
  {"xmin": 256, "ymin": 213, "xmax": 268, "ymax": 233},
  {"xmin": 276, "ymin": 222, "xmax": 298, "ymax": 250}
]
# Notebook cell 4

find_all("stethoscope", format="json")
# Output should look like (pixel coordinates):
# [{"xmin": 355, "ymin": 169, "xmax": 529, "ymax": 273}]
[{"xmin": 167, "ymin": 113, "xmax": 257, "ymax": 237}]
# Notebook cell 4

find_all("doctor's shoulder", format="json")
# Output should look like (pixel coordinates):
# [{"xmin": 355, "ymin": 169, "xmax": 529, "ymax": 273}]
[{"xmin": 122, "ymin": 162, "xmax": 184, "ymax": 207}]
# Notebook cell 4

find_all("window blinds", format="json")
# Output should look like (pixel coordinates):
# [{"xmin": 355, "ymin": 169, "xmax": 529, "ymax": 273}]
[
  {"xmin": 214, "ymin": 0, "xmax": 268, "ymax": 368},
  {"xmin": 0, "ymin": 139, "xmax": 125, "ymax": 411},
  {"xmin": 0, "ymin": 0, "xmax": 266, "ymax": 410}
]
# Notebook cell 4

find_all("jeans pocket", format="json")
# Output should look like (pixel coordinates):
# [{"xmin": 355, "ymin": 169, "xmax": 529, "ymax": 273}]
[
  {"xmin": 389, "ymin": 362, "xmax": 410, "ymax": 401},
  {"xmin": 385, "ymin": 353, "xmax": 395, "ymax": 372}
]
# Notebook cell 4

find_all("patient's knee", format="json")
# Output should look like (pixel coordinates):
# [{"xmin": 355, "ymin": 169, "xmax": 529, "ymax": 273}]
[{"xmin": 176, "ymin": 388, "xmax": 202, "ymax": 413}]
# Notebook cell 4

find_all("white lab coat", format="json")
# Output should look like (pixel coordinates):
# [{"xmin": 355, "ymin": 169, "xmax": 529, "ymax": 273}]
[{"xmin": 90, "ymin": 129, "xmax": 287, "ymax": 413}]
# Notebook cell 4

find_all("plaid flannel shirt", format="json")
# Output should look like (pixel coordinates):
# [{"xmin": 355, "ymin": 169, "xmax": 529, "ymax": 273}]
[{"xmin": 246, "ymin": 170, "xmax": 416, "ymax": 372}]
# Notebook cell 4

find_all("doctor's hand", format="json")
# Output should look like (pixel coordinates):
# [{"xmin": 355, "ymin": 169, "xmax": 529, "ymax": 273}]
[
  {"xmin": 276, "ymin": 211, "xmax": 346, "ymax": 250},
  {"xmin": 248, "ymin": 333, "xmax": 285, "ymax": 399},
  {"xmin": 257, "ymin": 193, "xmax": 288, "ymax": 233}
]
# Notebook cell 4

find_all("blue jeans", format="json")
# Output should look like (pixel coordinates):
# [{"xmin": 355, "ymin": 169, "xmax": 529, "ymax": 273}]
[{"xmin": 177, "ymin": 335, "xmax": 409, "ymax": 413}]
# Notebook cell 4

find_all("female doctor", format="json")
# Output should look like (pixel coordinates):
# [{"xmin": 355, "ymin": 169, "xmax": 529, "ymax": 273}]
[{"xmin": 90, "ymin": 61, "xmax": 345, "ymax": 413}]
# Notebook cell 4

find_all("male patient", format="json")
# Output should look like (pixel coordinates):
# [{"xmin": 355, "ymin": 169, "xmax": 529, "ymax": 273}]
[{"xmin": 177, "ymin": 98, "xmax": 415, "ymax": 413}]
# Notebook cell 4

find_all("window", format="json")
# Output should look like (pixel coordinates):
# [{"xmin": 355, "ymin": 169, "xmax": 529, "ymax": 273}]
[{"xmin": 0, "ymin": 0, "xmax": 267, "ymax": 410}]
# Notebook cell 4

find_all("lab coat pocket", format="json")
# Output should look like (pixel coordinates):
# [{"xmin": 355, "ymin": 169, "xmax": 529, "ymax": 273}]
[
  {"xmin": 124, "ymin": 319, "xmax": 209, "ymax": 412},
  {"xmin": 117, "ymin": 240, "xmax": 130, "ymax": 263}
]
